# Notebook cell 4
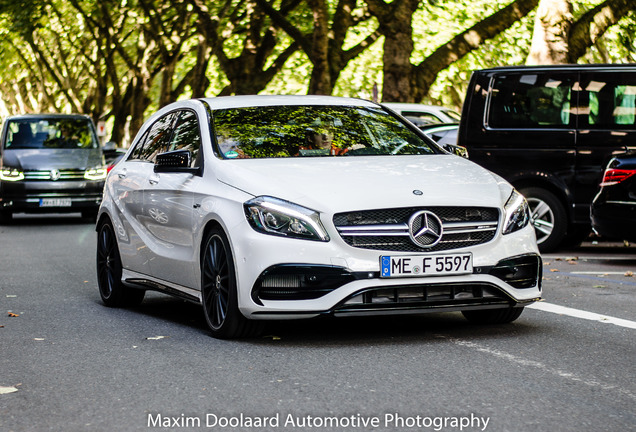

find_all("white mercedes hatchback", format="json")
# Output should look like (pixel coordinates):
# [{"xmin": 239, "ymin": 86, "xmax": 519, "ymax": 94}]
[{"xmin": 96, "ymin": 95, "xmax": 541, "ymax": 338}]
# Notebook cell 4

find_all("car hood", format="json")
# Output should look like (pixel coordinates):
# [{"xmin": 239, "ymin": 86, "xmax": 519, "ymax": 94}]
[
  {"xmin": 216, "ymin": 155, "xmax": 512, "ymax": 213},
  {"xmin": 2, "ymin": 148, "xmax": 103, "ymax": 170}
]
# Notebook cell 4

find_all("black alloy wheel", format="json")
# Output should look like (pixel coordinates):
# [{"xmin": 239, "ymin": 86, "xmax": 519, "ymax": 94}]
[
  {"xmin": 201, "ymin": 228, "xmax": 261, "ymax": 339},
  {"xmin": 96, "ymin": 220, "xmax": 144, "ymax": 307}
]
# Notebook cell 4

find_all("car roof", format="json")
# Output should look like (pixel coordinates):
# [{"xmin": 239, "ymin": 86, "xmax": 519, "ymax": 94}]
[
  {"xmin": 381, "ymin": 102, "xmax": 449, "ymax": 112},
  {"xmin": 199, "ymin": 95, "xmax": 381, "ymax": 110},
  {"xmin": 475, "ymin": 63, "xmax": 636, "ymax": 73}
]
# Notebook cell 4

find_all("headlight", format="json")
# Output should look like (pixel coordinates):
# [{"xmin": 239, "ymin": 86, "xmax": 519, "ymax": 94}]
[
  {"xmin": 244, "ymin": 196, "xmax": 330, "ymax": 242},
  {"xmin": 0, "ymin": 168, "xmax": 24, "ymax": 182},
  {"xmin": 503, "ymin": 189, "xmax": 530, "ymax": 235},
  {"xmin": 84, "ymin": 167, "xmax": 107, "ymax": 181}
]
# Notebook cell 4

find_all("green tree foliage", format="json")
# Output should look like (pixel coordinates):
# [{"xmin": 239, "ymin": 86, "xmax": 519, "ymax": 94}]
[{"xmin": 1, "ymin": 0, "xmax": 635, "ymax": 144}]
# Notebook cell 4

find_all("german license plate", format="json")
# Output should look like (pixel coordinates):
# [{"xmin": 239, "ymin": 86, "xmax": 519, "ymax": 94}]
[
  {"xmin": 39, "ymin": 198, "xmax": 72, "ymax": 207},
  {"xmin": 380, "ymin": 253, "xmax": 473, "ymax": 278}
]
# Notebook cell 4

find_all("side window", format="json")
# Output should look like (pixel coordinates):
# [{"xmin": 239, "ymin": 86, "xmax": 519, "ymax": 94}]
[
  {"xmin": 488, "ymin": 73, "xmax": 574, "ymax": 128},
  {"xmin": 128, "ymin": 113, "xmax": 176, "ymax": 162},
  {"xmin": 168, "ymin": 110, "xmax": 202, "ymax": 167},
  {"xmin": 584, "ymin": 73, "xmax": 636, "ymax": 129}
]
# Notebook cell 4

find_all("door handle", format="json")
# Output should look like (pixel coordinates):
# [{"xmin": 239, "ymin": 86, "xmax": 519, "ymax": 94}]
[
  {"xmin": 149, "ymin": 178, "xmax": 159, "ymax": 185},
  {"xmin": 118, "ymin": 168, "xmax": 127, "ymax": 179}
]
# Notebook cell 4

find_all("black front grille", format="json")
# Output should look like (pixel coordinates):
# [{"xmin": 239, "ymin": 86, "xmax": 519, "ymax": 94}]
[
  {"xmin": 333, "ymin": 283, "xmax": 512, "ymax": 315},
  {"xmin": 334, "ymin": 207, "xmax": 499, "ymax": 252}
]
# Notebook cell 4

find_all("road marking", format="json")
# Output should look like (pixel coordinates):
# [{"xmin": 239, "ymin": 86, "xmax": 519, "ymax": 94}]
[
  {"xmin": 554, "ymin": 272, "xmax": 636, "ymax": 287},
  {"xmin": 528, "ymin": 302, "xmax": 636, "ymax": 329},
  {"xmin": 438, "ymin": 335, "xmax": 636, "ymax": 402},
  {"xmin": 570, "ymin": 271, "xmax": 633, "ymax": 275}
]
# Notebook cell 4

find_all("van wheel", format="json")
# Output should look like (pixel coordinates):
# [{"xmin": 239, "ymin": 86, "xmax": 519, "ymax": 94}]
[
  {"xmin": 0, "ymin": 211, "xmax": 12, "ymax": 224},
  {"xmin": 519, "ymin": 187, "xmax": 566, "ymax": 253}
]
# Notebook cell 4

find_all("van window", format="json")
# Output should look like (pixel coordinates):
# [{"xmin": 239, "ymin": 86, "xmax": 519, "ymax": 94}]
[
  {"xmin": 487, "ymin": 74, "xmax": 574, "ymax": 129},
  {"xmin": 4, "ymin": 118, "xmax": 98, "ymax": 150},
  {"xmin": 584, "ymin": 73, "xmax": 636, "ymax": 129}
]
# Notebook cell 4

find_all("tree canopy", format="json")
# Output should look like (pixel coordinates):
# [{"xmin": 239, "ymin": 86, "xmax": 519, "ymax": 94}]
[{"xmin": 0, "ymin": 0, "xmax": 635, "ymax": 145}]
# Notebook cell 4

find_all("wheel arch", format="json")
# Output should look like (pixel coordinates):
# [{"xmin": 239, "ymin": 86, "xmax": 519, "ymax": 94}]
[{"xmin": 511, "ymin": 176, "xmax": 573, "ymax": 223}]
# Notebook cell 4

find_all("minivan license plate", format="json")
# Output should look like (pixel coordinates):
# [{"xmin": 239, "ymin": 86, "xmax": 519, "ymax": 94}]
[
  {"xmin": 40, "ymin": 198, "xmax": 72, "ymax": 207},
  {"xmin": 380, "ymin": 253, "xmax": 473, "ymax": 278}
]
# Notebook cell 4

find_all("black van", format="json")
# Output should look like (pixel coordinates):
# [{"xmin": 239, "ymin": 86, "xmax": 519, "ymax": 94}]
[{"xmin": 457, "ymin": 64, "xmax": 636, "ymax": 251}]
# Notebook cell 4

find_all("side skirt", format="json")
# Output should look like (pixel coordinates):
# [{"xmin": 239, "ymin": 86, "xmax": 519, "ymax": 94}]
[{"xmin": 122, "ymin": 269, "xmax": 201, "ymax": 304}]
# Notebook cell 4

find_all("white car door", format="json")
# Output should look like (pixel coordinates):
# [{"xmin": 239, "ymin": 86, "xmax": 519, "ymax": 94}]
[{"xmin": 143, "ymin": 110, "xmax": 203, "ymax": 289}]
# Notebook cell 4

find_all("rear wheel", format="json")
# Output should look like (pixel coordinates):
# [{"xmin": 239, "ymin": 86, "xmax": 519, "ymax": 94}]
[
  {"xmin": 520, "ymin": 187, "xmax": 567, "ymax": 253},
  {"xmin": 462, "ymin": 307, "xmax": 524, "ymax": 324},
  {"xmin": 201, "ymin": 228, "xmax": 262, "ymax": 339},
  {"xmin": 96, "ymin": 220, "xmax": 145, "ymax": 307}
]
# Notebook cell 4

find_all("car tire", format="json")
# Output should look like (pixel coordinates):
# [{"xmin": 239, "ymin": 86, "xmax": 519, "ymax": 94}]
[
  {"xmin": 82, "ymin": 209, "xmax": 98, "ymax": 221},
  {"xmin": 520, "ymin": 187, "xmax": 567, "ymax": 253},
  {"xmin": 0, "ymin": 211, "xmax": 12, "ymax": 224},
  {"xmin": 96, "ymin": 220, "xmax": 145, "ymax": 307},
  {"xmin": 461, "ymin": 307, "xmax": 524, "ymax": 324},
  {"xmin": 201, "ymin": 228, "xmax": 262, "ymax": 339}
]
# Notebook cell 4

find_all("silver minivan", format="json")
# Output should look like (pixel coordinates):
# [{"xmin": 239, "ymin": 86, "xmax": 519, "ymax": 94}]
[{"xmin": 0, "ymin": 114, "xmax": 107, "ymax": 222}]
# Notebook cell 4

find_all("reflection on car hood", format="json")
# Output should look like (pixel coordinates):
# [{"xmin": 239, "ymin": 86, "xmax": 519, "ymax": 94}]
[
  {"xmin": 217, "ymin": 155, "xmax": 511, "ymax": 213},
  {"xmin": 2, "ymin": 148, "xmax": 103, "ymax": 170}
]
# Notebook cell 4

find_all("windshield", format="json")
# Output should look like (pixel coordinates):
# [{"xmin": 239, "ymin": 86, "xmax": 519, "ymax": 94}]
[
  {"xmin": 213, "ymin": 105, "xmax": 439, "ymax": 159},
  {"xmin": 4, "ymin": 118, "xmax": 98, "ymax": 150}
]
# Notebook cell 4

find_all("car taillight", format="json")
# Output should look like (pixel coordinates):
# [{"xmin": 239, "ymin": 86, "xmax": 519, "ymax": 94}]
[{"xmin": 600, "ymin": 168, "xmax": 636, "ymax": 186}]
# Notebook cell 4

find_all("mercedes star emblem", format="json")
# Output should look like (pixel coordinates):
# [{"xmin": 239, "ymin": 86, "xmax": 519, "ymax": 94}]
[{"xmin": 408, "ymin": 210, "xmax": 443, "ymax": 248}]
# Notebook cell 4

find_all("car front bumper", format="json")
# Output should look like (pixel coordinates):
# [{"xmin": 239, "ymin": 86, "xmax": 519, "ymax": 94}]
[
  {"xmin": 232, "ymin": 223, "xmax": 542, "ymax": 319},
  {"xmin": 0, "ymin": 179, "xmax": 104, "ymax": 213}
]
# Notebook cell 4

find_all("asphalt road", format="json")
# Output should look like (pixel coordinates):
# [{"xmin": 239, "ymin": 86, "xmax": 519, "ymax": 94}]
[{"xmin": 1, "ymin": 214, "xmax": 635, "ymax": 432}]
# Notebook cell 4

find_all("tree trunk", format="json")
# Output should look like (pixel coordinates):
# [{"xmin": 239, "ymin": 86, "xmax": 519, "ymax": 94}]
[
  {"xmin": 526, "ymin": 0, "xmax": 573, "ymax": 65},
  {"xmin": 365, "ymin": 0, "xmax": 419, "ymax": 102},
  {"xmin": 307, "ymin": 0, "xmax": 331, "ymax": 94}
]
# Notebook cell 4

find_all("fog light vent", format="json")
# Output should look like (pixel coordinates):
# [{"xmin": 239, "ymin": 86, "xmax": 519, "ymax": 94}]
[
  {"xmin": 252, "ymin": 264, "xmax": 357, "ymax": 303},
  {"xmin": 261, "ymin": 275, "xmax": 301, "ymax": 289},
  {"xmin": 489, "ymin": 255, "xmax": 541, "ymax": 289}
]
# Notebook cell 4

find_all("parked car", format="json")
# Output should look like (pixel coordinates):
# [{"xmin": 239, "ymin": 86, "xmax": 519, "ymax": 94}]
[
  {"xmin": 591, "ymin": 152, "xmax": 636, "ymax": 241},
  {"xmin": 96, "ymin": 95, "xmax": 541, "ymax": 339},
  {"xmin": 458, "ymin": 64, "xmax": 636, "ymax": 251},
  {"xmin": 418, "ymin": 123, "xmax": 467, "ymax": 158},
  {"xmin": 383, "ymin": 102, "xmax": 461, "ymax": 126},
  {"xmin": 102, "ymin": 141, "xmax": 127, "ymax": 172},
  {"xmin": 0, "ymin": 114, "xmax": 107, "ymax": 222}
]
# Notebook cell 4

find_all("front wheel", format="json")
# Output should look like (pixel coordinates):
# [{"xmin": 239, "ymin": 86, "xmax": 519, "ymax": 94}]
[
  {"xmin": 201, "ymin": 228, "xmax": 262, "ymax": 339},
  {"xmin": 520, "ymin": 187, "xmax": 567, "ymax": 253},
  {"xmin": 0, "ymin": 211, "xmax": 12, "ymax": 224},
  {"xmin": 462, "ymin": 307, "xmax": 524, "ymax": 324},
  {"xmin": 96, "ymin": 220, "xmax": 145, "ymax": 307}
]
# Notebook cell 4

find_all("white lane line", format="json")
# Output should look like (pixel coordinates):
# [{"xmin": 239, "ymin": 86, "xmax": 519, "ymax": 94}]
[
  {"xmin": 437, "ymin": 335, "xmax": 636, "ymax": 402},
  {"xmin": 528, "ymin": 302, "xmax": 636, "ymax": 329}
]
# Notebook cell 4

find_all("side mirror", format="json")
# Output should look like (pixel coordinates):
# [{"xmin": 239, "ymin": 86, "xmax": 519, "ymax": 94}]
[
  {"xmin": 443, "ymin": 144, "xmax": 469, "ymax": 159},
  {"xmin": 154, "ymin": 149, "xmax": 201, "ymax": 175}
]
